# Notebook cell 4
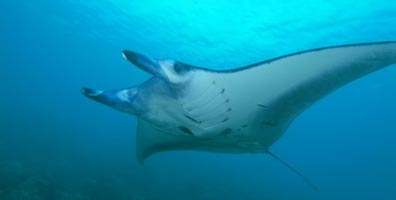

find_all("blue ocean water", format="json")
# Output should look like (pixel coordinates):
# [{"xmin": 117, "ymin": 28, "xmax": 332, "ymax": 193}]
[{"xmin": 1, "ymin": 0, "xmax": 396, "ymax": 199}]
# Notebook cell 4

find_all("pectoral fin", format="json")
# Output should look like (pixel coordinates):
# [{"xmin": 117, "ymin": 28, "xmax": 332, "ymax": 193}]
[{"xmin": 136, "ymin": 120, "xmax": 199, "ymax": 164}]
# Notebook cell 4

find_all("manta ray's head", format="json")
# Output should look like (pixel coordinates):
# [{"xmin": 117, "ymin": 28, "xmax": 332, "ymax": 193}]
[{"xmin": 82, "ymin": 50, "xmax": 195, "ymax": 118}]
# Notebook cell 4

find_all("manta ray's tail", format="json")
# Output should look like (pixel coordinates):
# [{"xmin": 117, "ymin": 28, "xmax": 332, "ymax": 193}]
[{"xmin": 266, "ymin": 150, "xmax": 319, "ymax": 192}]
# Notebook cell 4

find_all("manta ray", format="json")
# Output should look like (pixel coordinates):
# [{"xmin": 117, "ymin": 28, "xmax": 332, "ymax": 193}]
[{"xmin": 82, "ymin": 41, "xmax": 396, "ymax": 190}]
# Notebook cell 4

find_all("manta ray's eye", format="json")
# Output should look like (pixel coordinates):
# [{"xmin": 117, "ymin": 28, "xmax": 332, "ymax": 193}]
[{"xmin": 173, "ymin": 62, "xmax": 190, "ymax": 74}]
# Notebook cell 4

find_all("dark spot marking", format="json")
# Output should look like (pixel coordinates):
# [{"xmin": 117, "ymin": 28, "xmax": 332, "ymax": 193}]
[
  {"xmin": 221, "ymin": 88, "xmax": 225, "ymax": 94},
  {"xmin": 184, "ymin": 114, "xmax": 201, "ymax": 124},
  {"xmin": 227, "ymin": 108, "xmax": 232, "ymax": 112},
  {"xmin": 221, "ymin": 117, "xmax": 229, "ymax": 123},
  {"xmin": 212, "ymin": 80, "xmax": 216, "ymax": 85},
  {"xmin": 220, "ymin": 128, "xmax": 232, "ymax": 136},
  {"xmin": 237, "ymin": 128, "xmax": 241, "ymax": 131},
  {"xmin": 179, "ymin": 126, "xmax": 194, "ymax": 136},
  {"xmin": 262, "ymin": 120, "xmax": 277, "ymax": 127},
  {"xmin": 225, "ymin": 99, "xmax": 229, "ymax": 103},
  {"xmin": 257, "ymin": 104, "xmax": 269, "ymax": 109},
  {"xmin": 242, "ymin": 124, "xmax": 248, "ymax": 128}
]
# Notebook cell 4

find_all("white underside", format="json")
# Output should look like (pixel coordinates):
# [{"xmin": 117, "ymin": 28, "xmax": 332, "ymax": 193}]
[{"xmin": 136, "ymin": 42, "xmax": 396, "ymax": 162}]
